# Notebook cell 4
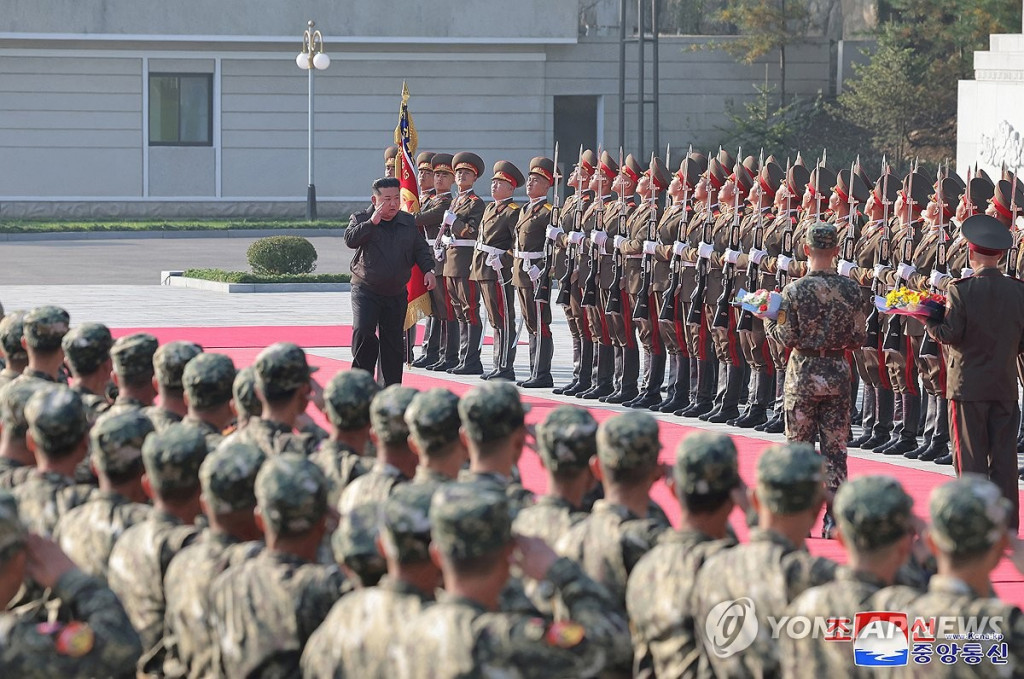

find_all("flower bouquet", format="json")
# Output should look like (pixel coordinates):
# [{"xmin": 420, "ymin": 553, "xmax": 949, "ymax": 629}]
[
  {"xmin": 734, "ymin": 288, "xmax": 782, "ymax": 320},
  {"xmin": 874, "ymin": 287, "xmax": 945, "ymax": 322}
]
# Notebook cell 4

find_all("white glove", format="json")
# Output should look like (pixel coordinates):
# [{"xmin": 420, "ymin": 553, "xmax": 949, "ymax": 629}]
[
  {"xmin": 896, "ymin": 262, "xmax": 917, "ymax": 281},
  {"xmin": 697, "ymin": 242, "xmax": 714, "ymax": 259},
  {"xmin": 777, "ymin": 254, "xmax": 793, "ymax": 272},
  {"xmin": 643, "ymin": 240, "xmax": 658, "ymax": 255},
  {"xmin": 486, "ymin": 254, "xmax": 502, "ymax": 270},
  {"xmin": 960, "ymin": 266, "xmax": 974, "ymax": 278},
  {"xmin": 613, "ymin": 235, "xmax": 626, "ymax": 249},
  {"xmin": 568, "ymin": 231, "xmax": 585, "ymax": 245},
  {"xmin": 928, "ymin": 269, "xmax": 950, "ymax": 287},
  {"xmin": 442, "ymin": 210, "xmax": 457, "ymax": 227},
  {"xmin": 592, "ymin": 230, "xmax": 608, "ymax": 248},
  {"xmin": 750, "ymin": 249, "xmax": 767, "ymax": 265},
  {"xmin": 873, "ymin": 263, "xmax": 891, "ymax": 280},
  {"xmin": 724, "ymin": 249, "xmax": 741, "ymax": 265},
  {"xmin": 528, "ymin": 265, "xmax": 542, "ymax": 282},
  {"xmin": 672, "ymin": 241, "xmax": 687, "ymax": 257},
  {"xmin": 837, "ymin": 260, "xmax": 856, "ymax": 278},
  {"xmin": 433, "ymin": 248, "xmax": 445, "ymax": 262},
  {"xmin": 441, "ymin": 235, "xmax": 453, "ymax": 247},
  {"xmin": 545, "ymin": 225, "xmax": 562, "ymax": 241}
]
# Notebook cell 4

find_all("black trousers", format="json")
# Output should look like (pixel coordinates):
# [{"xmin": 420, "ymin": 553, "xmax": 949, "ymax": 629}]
[
  {"xmin": 951, "ymin": 399, "xmax": 1020, "ymax": 530},
  {"xmin": 351, "ymin": 284, "xmax": 408, "ymax": 386}
]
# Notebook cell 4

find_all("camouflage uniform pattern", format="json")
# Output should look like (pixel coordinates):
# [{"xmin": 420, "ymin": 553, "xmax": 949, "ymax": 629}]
[
  {"xmin": 0, "ymin": 378, "xmax": 48, "ymax": 488},
  {"xmin": 534, "ymin": 405, "xmax": 598, "ymax": 474},
  {"xmin": 323, "ymin": 367, "xmax": 379, "ymax": 430},
  {"xmin": 339, "ymin": 459, "xmax": 411, "ymax": 515},
  {"xmin": 231, "ymin": 365, "xmax": 261, "ymax": 419},
  {"xmin": 405, "ymin": 387, "xmax": 462, "ymax": 455},
  {"xmin": 457, "ymin": 380, "xmax": 528, "ymax": 443},
  {"xmin": 0, "ymin": 311, "xmax": 27, "ymax": 387},
  {"xmin": 254, "ymin": 452, "xmax": 328, "ymax": 536},
  {"xmin": 331, "ymin": 501, "xmax": 387, "ymax": 587},
  {"xmin": 106, "ymin": 333, "xmax": 159, "ymax": 417},
  {"xmin": 309, "ymin": 439, "xmax": 372, "ymax": 506},
  {"xmin": 182, "ymin": 352, "xmax": 235, "ymax": 411},
  {"xmin": 62, "ymin": 322, "xmax": 113, "ymax": 375},
  {"xmin": 380, "ymin": 483, "xmax": 434, "ymax": 563},
  {"xmin": 254, "ymin": 341, "xmax": 319, "ymax": 399},
  {"xmin": 153, "ymin": 341, "xmax": 203, "ymax": 389},
  {"xmin": 22, "ymin": 305, "xmax": 70, "ymax": 350},
  {"xmin": 766, "ymin": 222, "xmax": 868, "ymax": 489},
  {"xmin": 233, "ymin": 416, "xmax": 319, "ymax": 458},
  {"xmin": 369, "ymin": 384, "xmax": 418, "ymax": 445}
]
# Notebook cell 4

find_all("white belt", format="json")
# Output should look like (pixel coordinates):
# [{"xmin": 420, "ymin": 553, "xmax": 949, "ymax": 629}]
[
  {"xmin": 451, "ymin": 239, "xmax": 476, "ymax": 248},
  {"xmin": 475, "ymin": 243, "xmax": 505, "ymax": 256},
  {"xmin": 680, "ymin": 261, "xmax": 696, "ymax": 268},
  {"xmin": 514, "ymin": 250, "xmax": 544, "ymax": 259},
  {"xmin": 625, "ymin": 254, "xmax": 644, "ymax": 260}
]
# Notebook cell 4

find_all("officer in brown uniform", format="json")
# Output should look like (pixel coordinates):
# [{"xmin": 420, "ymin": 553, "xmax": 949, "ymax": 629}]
[
  {"xmin": 471, "ymin": 160, "xmax": 524, "ymax": 381},
  {"xmin": 439, "ymin": 152, "xmax": 487, "ymax": 375},
  {"xmin": 422, "ymin": 154, "xmax": 460, "ymax": 371},
  {"xmin": 384, "ymin": 145, "xmax": 398, "ymax": 178},
  {"xmin": 412, "ymin": 153, "xmax": 451, "ymax": 370},
  {"xmin": 514, "ymin": 156, "xmax": 556, "ymax": 388},
  {"xmin": 925, "ymin": 213, "xmax": 1024, "ymax": 531}
]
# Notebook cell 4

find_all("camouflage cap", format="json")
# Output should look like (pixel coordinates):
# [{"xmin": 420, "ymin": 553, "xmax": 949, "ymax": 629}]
[
  {"xmin": 430, "ymin": 482, "xmax": 512, "ymax": 560},
  {"xmin": 25, "ymin": 386, "xmax": 89, "ymax": 455},
  {"xmin": 674, "ymin": 431, "xmax": 741, "ymax": 497},
  {"xmin": 833, "ymin": 475, "xmax": 914, "ymax": 552},
  {"xmin": 755, "ymin": 443, "xmax": 825, "ymax": 514},
  {"xmin": 154, "ymin": 341, "xmax": 203, "ymax": 390},
  {"xmin": 929, "ymin": 475, "xmax": 1011, "ymax": 557},
  {"xmin": 62, "ymin": 322, "xmax": 114, "ymax": 376},
  {"xmin": 111, "ymin": 333, "xmax": 159, "ymax": 382},
  {"xmin": 254, "ymin": 452, "xmax": 328, "ymax": 536},
  {"xmin": 536, "ymin": 406, "xmax": 597, "ymax": 473},
  {"xmin": 0, "ymin": 490, "xmax": 26, "ymax": 561},
  {"xmin": 324, "ymin": 369, "xmax": 380, "ymax": 430},
  {"xmin": 597, "ymin": 412, "xmax": 661, "ymax": 470},
  {"xmin": 405, "ymin": 388, "xmax": 461, "ymax": 455},
  {"xmin": 806, "ymin": 221, "xmax": 838, "ymax": 250},
  {"xmin": 0, "ymin": 311, "xmax": 27, "ymax": 362},
  {"xmin": 0, "ymin": 379, "xmax": 48, "ymax": 438},
  {"xmin": 254, "ymin": 342, "xmax": 319, "ymax": 396},
  {"xmin": 457, "ymin": 381, "xmax": 528, "ymax": 443},
  {"xmin": 381, "ymin": 484, "xmax": 434, "ymax": 563},
  {"xmin": 183, "ymin": 353, "xmax": 236, "ymax": 410},
  {"xmin": 23, "ymin": 305, "xmax": 70, "ymax": 351},
  {"xmin": 199, "ymin": 441, "xmax": 266, "ymax": 515},
  {"xmin": 232, "ymin": 366, "xmax": 262, "ymax": 419},
  {"xmin": 370, "ymin": 385, "xmax": 419, "ymax": 446},
  {"xmin": 331, "ymin": 501, "xmax": 383, "ymax": 562},
  {"xmin": 141, "ymin": 422, "xmax": 208, "ymax": 496},
  {"xmin": 91, "ymin": 410, "xmax": 154, "ymax": 477}
]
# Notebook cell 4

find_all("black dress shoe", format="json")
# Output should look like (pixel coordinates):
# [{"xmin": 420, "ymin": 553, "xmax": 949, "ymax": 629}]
[
  {"xmin": 698, "ymin": 407, "xmax": 721, "ymax": 422},
  {"xmin": 411, "ymin": 355, "xmax": 436, "ymax": 368},
  {"xmin": 427, "ymin": 360, "xmax": 457, "ymax": 372},
  {"xmin": 858, "ymin": 434, "xmax": 889, "ymax": 450},
  {"xmin": 821, "ymin": 512, "xmax": 837, "ymax": 539},
  {"xmin": 917, "ymin": 443, "xmax": 946, "ymax": 462},
  {"xmin": 884, "ymin": 439, "xmax": 918, "ymax": 456},
  {"xmin": 680, "ymin": 402, "xmax": 713, "ymax": 418},
  {"xmin": 764, "ymin": 418, "xmax": 785, "ymax": 434},
  {"xmin": 737, "ymin": 411, "xmax": 768, "ymax": 429},
  {"xmin": 872, "ymin": 437, "xmax": 900, "ymax": 454},
  {"xmin": 904, "ymin": 440, "xmax": 932, "ymax": 459},
  {"xmin": 849, "ymin": 433, "xmax": 873, "ymax": 448},
  {"xmin": 552, "ymin": 380, "xmax": 577, "ymax": 395},
  {"xmin": 565, "ymin": 383, "xmax": 592, "ymax": 397},
  {"xmin": 753, "ymin": 421, "xmax": 768, "ymax": 432},
  {"xmin": 630, "ymin": 393, "xmax": 662, "ymax": 409},
  {"xmin": 582, "ymin": 384, "xmax": 614, "ymax": 400},
  {"xmin": 451, "ymin": 364, "xmax": 483, "ymax": 375},
  {"xmin": 606, "ymin": 390, "xmax": 638, "ymax": 404},
  {"xmin": 707, "ymin": 408, "xmax": 741, "ymax": 424},
  {"xmin": 934, "ymin": 454, "xmax": 953, "ymax": 466},
  {"xmin": 520, "ymin": 376, "xmax": 554, "ymax": 389},
  {"xmin": 489, "ymin": 371, "xmax": 516, "ymax": 382},
  {"xmin": 659, "ymin": 398, "xmax": 689, "ymax": 413}
]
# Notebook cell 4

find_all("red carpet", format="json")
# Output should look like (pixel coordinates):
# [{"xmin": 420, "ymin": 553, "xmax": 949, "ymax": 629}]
[{"xmin": 110, "ymin": 325, "xmax": 517, "ymax": 348}]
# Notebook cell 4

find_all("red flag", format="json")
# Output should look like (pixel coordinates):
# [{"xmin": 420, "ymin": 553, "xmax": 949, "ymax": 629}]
[{"xmin": 395, "ymin": 83, "xmax": 431, "ymax": 331}]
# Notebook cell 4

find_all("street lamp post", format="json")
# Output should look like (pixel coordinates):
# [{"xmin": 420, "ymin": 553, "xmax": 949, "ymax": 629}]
[{"xmin": 296, "ymin": 20, "xmax": 330, "ymax": 221}]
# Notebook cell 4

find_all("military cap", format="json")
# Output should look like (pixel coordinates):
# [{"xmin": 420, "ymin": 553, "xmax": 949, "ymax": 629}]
[
  {"xmin": 961, "ymin": 214, "xmax": 1012, "ymax": 254},
  {"xmin": 536, "ymin": 405, "xmax": 597, "ymax": 473},
  {"xmin": 977, "ymin": 167, "xmax": 993, "ymax": 183},
  {"xmin": 26, "ymin": 386, "xmax": 88, "ymax": 455},
  {"xmin": 834, "ymin": 169, "xmax": 869, "ymax": 204},
  {"xmin": 622, "ymin": 154, "xmax": 644, "ymax": 185},
  {"xmin": 717, "ymin": 148, "xmax": 736, "ymax": 171},
  {"xmin": 458, "ymin": 381, "xmax": 528, "ymax": 444},
  {"xmin": 0, "ymin": 379, "xmax": 48, "ymax": 438},
  {"xmin": 154, "ymin": 341, "xmax": 203, "ymax": 390},
  {"xmin": 944, "ymin": 169, "xmax": 966, "ymax": 192},
  {"xmin": 324, "ymin": 368, "xmax": 380, "ymax": 431},
  {"xmin": 808, "ymin": 166, "xmax": 836, "ymax": 200},
  {"xmin": 902, "ymin": 171, "xmax": 931, "ymax": 209},
  {"xmin": 966, "ymin": 176, "xmax": 995, "ymax": 210},
  {"xmin": 331, "ymin": 501, "xmax": 386, "ymax": 577},
  {"xmin": 0, "ymin": 311, "xmax": 27, "ymax": 362},
  {"xmin": 416, "ymin": 151, "xmax": 435, "ymax": 171},
  {"xmin": 991, "ymin": 179, "xmax": 1024, "ymax": 221},
  {"xmin": 182, "ymin": 352, "xmax": 236, "ymax": 411},
  {"xmin": 529, "ymin": 156, "xmax": 555, "ymax": 185},
  {"xmin": 806, "ymin": 221, "xmax": 839, "ymax": 250},
  {"xmin": 732, "ymin": 160, "xmax": 753, "ymax": 194},
  {"xmin": 23, "ymin": 305, "xmax": 70, "ymax": 351},
  {"xmin": 648, "ymin": 156, "xmax": 670, "ymax": 192},
  {"xmin": 757, "ymin": 161, "xmax": 785, "ymax": 198},
  {"xmin": 91, "ymin": 410, "xmax": 154, "ymax": 477},
  {"xmin": 741, "ymin": 155, "xmax": 759, "ymax": 180},
  {"xmin": 687, "ymin": 151, "xmax": 708, "ymax": 174},
  {"xmin": 232, "ymin": 365, "xmax": 261, "ymax": 419},
  {"xmin": 0, "ymin": 490, "xmax": 26, "ymax": 561},
  {"xmin": 579, "ymin": 149, "xmax": 599, "ymax": 175},
  {"xmin": 381, "ymin": 484, "xmax": 434, "ymax": 563},
  {"xmin": 705, "ymin": 157, "xmax": 727, "ymax": 190},
  {"xmin": 384, "ymin": 145, "xmax": 399, "ymax": 167},
  {"xmin": 430, "ymin": 482, "xmax": 512, "ymax": 560},
  {"xmin": 405, "ymin": 387, "xmax": 461, "ymax": 455},
  {"xmin": 432, "ymin": 153, "xmax": 455, "ymax": 175},
  {"xmin": 597, "ymin": 150, "xmax": 619, "ymax": 184},
  {"xmin": 492, "ymin": 160, "xmax": 525, "ymax": 189},
  {"xmin": 833, "ymin": 475, "xmax": 914, "ymax": 552},
  {"xmin": 452, "ymin": 151, "xmax": 484, "ymax": 177},
  {"xmin": 854, "ymin": 162, "xmax": 873, "ymax": 192},
  {"xmin": 873, "ymin": 170, "xmax": 899, "ymax": 204},
  {"xmin": 934, "ymin": 177, "xmax": 964, "ymax": 219},
  {"xmin": 370, "ymin": 384, "xmax": 418, "ymax": 445},
  {"xmin": 929, "ymin": 475, "xmax": 1011, "ymax": 557},
  {"xmin": 200, "ymin": 440, "xmax": 265, "ymax": 514},
  {"xmin": 786, "ymin": 164, "xmax": 810, "ymax": 197},
  {"xmin": 142, "ymin": 423, "xmax": 207, "ymax": 495},
  {"xmin": 677, "ymin": 158, "xmax": 701, "ymax": 190},
  {"xmin": 674, "ymin": 431, "xmax": 741, "ymax": 497},
  {"xmin": 254, "ymin": 342, "xmax": 318, "ymax": 395},
  {"xmin": 111, "ymin": 333, "xmax": 159, "ymax": 382},
  {"xmin": 597, "ymin": 412, "xmax": 661, "ymax": 471},
  {"xmin": 254, "ymin": 452, "xmax": 328, "ymax": 536},
  {"xmin": 62, "ymin": 322, "xmax": 113, "ymax": 376},
  {"xmin": 765, "ymin": 154, "xmax": 778, "ymax": 165},
  {"xmin": 755, "ymin": 443, "xmax": 824, "ymax": 514}
]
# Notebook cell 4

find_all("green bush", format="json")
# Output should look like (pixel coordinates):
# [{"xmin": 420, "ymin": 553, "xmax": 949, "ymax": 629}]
[
  {"xmin": 246, "ymin": 235, "xmax": 318, "ymax": 275},
  {"xmin": 184, "ymin": 268, "xmax": 349, "ymax": 284}
]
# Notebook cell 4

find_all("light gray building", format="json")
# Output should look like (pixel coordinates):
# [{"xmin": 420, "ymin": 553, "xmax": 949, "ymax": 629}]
[{"xmin": 2, "ymin": 0, "xmax": 848, "ymax": 218}]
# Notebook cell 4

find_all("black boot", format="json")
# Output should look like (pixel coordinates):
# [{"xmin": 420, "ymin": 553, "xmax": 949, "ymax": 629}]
[
  {"xmin": 658, "ymin": 354, "xmax": 691, "ymax": 412},
  {"xmin": 580, "ymin": 344, "xmax": 614, "ymax": 399},
  {"xmin": 428, "ymin": 320, "xmax": 460, "ymax": 371},
  {"xmin": 630, "ymin": 351, "xmax": 667, "ymax": 409},
  {"xmin": 601, "ymin": 347, "xmax": 626, "ymax": 403},
  {"xmin": 412, "ymin": 317, "xmax": 441, "ymax": 367},
  {"xmin": 521, "ymin": 334, "xmax": 554, "ymax": 388},
  {"xmin": 446, "ymin": 323, "xmax": 470, "ymax": 373},
  {"xmin": 451, "ymin": 324, "xmax": 484, "ymax": 374},
  {"xmin": 562, "ymin": 341, "xmax": 595, "ymax": 396},
  {"xmin": 707, "ymin": 363, "xmax": 743, "ymax": 423}
]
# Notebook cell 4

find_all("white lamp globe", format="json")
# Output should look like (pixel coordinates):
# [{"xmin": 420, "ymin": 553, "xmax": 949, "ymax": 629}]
[
  {"xmin": 313, "ymin": 52, "xmax": 331, "ymax": 70},
  {"xmin": 296, "ymin": 53, "xmax": 311, "ymax": 69}
]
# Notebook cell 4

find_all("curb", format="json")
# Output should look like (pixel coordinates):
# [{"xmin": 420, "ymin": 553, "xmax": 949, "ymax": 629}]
[
  {"xmin": 0, "ymin": 228, "xmax": 346, "ymax": 242},
  {"xmin": 163, "ymin": 273, "xmax": 350, "ymax": 294}
]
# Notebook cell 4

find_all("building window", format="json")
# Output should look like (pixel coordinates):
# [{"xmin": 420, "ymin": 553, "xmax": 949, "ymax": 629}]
[{"xmin": 149, "ymin": 73, "xmax": 212, "ymax": 146}]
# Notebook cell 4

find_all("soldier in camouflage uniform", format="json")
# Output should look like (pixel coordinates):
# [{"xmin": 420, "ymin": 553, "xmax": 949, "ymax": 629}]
[
  {"xmin": 331, "ymin": 500, "xmax": 386, "ymax": 586},
  {"xmin": 12, "ymin": 386, "xmax": 94, "ymax": 537},
  {"xmin": 338, "ymin": 384, "xmax": 419, "ymax": 514},
  {"xmin": 766, "ymin": 221, "xmax": 867, "ymax": 537},
  {"xmin": 107, "ymin": 423, "xmax": 207, "ymax": 672},
  {"xmin": 694, "ymin": 443, "xmax": 837, "ymax": 679},
  {"xmin": 0, "ymin": 491, "xmax": 143, "ymax": 677},
  {"xmin": 0, "ymin": 310, "xmax": 28, "ymax": 387},
  {"xmin": 302, "ymin": 484, "xmax": 440, "ymax": 678},
  {"xmin": 391, "ymin": 482, "xmax": 630, "ymax": 679},
  {"xmin": 627, "ymin": 431, "xmax": 744, "ymax": 679},
  {"xmin": 62, "ymin": 322, "xmax": 114, "ymax": 423},
  {"xmin": 17, "ymin": 305, "xmax": 70, "ymax": 384},
  {"xmin": 456, "ymin": 381, "xmax": 535, "ymax": 515},
  {"xmin": 163, "ymin": 441, "xmax": 265, "ymax": 679},
  {"xmin": 209, "ymin": 453, "xmax": 345, "ymax": 678},
  {"xmin": 106, "ymin": 333, "xmax": 160, "ymax": 416},
  {"xmin": 309, "ymin": 368, "xmax": 377, "ymax": 505},
  {"xmin": 404, "ymin": 387, "xmax": 467, "ymax": 495},
  {"xmin": 54, "ymin": 411, "xmax": 154, "ymax": 580},
  {"xmin": 0, "ymin": 379, "xmax": 47, "ymax": 488},
  {"xmin": 146, "ymin": 341, "xmax": 202, "ymax": 431},
  {"xmin": 781, "ymin": 475, "xmax": 922, "ymax": 678},
  {"xmin": 181, "ymin": 352, "xmax": 236, "ymax": 451},
  {"xmin": 221, "ymin": 364, "xmax": 260, "ymax": 443}
]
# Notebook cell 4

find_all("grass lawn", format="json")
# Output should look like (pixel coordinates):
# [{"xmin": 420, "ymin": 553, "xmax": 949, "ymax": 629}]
[
  {"xmin": 0, "ymin": 219, "xmax": 347, "ymax": 233},
  {"xmin": 183, "ymin": 268, "xmax": 351, "ymax": 284}
]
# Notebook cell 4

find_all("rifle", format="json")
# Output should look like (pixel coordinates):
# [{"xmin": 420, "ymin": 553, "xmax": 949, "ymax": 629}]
[
  {"xmin": 581, "ymin": 147, "xmax": 605, "ymax": 308},
  {"xmin": 863, "ymin": 156, "xmax": 890, "ymax": 349},
  {"xmin": 841, "ymin": 161, "xmax": 859, "ymax": 262},
  {"xmin": 1007, "ymin": 168, "xmax": 1019, "ymax": 278},
  {"xmin": 606, "ymin": 147, "xmax": 627, "ymax": 314},
  {"xmin": 432, "ymin": 191, "xmax": 456, "ymax": 264},
  {"xmin": 737, "ymin": 151, "xmax": 766, "ymax": 332},
  {"xmin": 687, "ymin": 149, "xmax": 717, "ymax": 325},
  {"xmin": 660, "ymin": 153, "xmax": 693, "ymax": 323},
  {"xmin": 882, "ymin": 165, "xmax": 915, "ymax": 353},
  {"xmin": 633, "ymin": 151, "xmax": 661, "ymax": 320},
  {"xmin": 555, "ymin": 145, "xmax": 585, "ymax": 306},
  {"xmin": 712, "ymin": 159, "xmax": 743, "ymax": 329},
  {"xmin": 920, "ymin": 167, "xmax": 946, "ymax": 358},
  {"xmin": 536, "ymin": 142, "xmax": 560, "ymax": 304}
]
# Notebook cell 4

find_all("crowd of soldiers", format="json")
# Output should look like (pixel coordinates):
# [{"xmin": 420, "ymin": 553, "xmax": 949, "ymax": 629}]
[
  {"xmin": 0, "ymin": 300, "xmax": 1022, "ymax": 676},
  {"xmin": 400, "ymin": 145, "xmax": 1024, "ymax": 479}
]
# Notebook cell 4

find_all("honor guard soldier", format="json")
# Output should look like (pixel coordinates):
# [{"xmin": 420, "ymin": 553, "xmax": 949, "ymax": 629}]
[
  {"xmin": 440, "ymin": 152, "xmax": 487, "ymax": 375},
  {"xmin": 514, "ymin": 156, "xmax": 556, "ymax": 388},
  {"xmin": 414, "ymin": 153, "xmax": 456, "ymax": 369},
  {"xmin": 416, "ymin": 151, "xmax": 435, "ymax": 202},
  {"xmin": 471, "ymin": 160, "xmax": 523, "ymax": 381},
  {"xmin": 383, "ymin": 145, "xmax": 398, "ymax": 178}
]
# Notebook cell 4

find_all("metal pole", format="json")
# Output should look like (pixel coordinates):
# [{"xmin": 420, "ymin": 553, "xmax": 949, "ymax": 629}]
[
  {"xmin": 619, "ymin": 0, "xmax": 626, "ymax": 152},
  {"xmin": 306, "ymin": 65, "xmax": 317, "ymax": 221},
  {"xmin": 637, "ymin": 0, "xmax": 644, "ymax": 159},
  {"xmin": 651, "ymin": 0, "xmax": 659, "ymax": 155}
]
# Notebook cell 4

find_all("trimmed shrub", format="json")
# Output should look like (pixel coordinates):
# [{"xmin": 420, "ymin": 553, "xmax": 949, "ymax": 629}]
[{"xmin": 246, "ymin": 236, "xmax": 318, "ymax": 275}]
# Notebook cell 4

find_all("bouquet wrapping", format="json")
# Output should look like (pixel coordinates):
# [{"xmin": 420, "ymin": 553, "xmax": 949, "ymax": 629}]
[
  {"xmin": 734, "ymin": 288, "xmax": 782, "ymax": 321},
  {"xmin": 875, "ymin": 287, "xmax": 946, "ymax": 322}
]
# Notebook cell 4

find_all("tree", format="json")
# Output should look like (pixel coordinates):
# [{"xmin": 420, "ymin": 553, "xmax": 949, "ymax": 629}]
[{"xmin": 722, "ymin": 82, "xmax": 821, "ymax": 152}]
